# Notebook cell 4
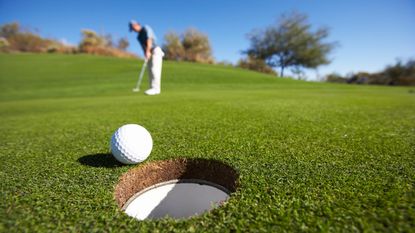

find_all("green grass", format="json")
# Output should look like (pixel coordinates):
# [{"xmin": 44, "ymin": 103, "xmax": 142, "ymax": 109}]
[{"xmin": 1, "ymin": 53, "xmax": 414, "ymax": 232}]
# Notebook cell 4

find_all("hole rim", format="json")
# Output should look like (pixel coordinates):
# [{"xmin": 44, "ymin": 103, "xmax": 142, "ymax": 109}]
[{"xmin": 114, "ymin": 158, "xmax": 239, "ymax": 219}]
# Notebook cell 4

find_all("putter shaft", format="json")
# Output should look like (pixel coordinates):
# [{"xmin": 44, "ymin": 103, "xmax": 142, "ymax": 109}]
[{"xmin": 133, "ymin": 60, "xmax": 148, "ymax": 92}]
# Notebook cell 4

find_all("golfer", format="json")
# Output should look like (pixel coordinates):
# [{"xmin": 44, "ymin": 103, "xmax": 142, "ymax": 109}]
[{"xmin": 129, "ymin": 20, "xmax": 164, "ymax": 95}]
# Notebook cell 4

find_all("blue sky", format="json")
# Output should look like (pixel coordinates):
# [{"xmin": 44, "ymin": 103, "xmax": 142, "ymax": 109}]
[{"xmin": 1, "ymin": 0, "xmax": 414, "ymax": 78}]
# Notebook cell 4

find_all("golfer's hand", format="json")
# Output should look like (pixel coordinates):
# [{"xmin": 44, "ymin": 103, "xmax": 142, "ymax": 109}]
[{"xmin": 145, "ymin": 50, "xmax": 151, "ymax": 60}]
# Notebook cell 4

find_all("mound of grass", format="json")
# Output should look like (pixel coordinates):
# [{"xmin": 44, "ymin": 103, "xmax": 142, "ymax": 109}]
[{"xmin": 1, "ymin": 54, "xmax": 414, "ymax": 232}]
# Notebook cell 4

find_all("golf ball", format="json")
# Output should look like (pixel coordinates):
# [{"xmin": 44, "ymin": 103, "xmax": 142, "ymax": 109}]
[{"xmin": 110, "ymin": 124, "xmax": 153, "ymax": 164}]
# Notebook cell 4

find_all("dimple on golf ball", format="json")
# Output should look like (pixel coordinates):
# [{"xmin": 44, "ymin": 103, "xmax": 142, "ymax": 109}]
[{"xmin": 110, "ymin": 124, "xmax": 153, "ymax": 164}]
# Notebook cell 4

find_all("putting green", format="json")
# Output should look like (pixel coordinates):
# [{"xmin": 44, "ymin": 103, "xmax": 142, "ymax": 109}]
[{"xmin": 1, "ymin": 53, "xmax": 414, "ymax": 232}]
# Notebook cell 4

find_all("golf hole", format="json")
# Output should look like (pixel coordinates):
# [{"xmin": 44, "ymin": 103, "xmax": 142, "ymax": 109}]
[{"xmin": 114, "ymin": 158, "xmax": 238, "ymax": 220}]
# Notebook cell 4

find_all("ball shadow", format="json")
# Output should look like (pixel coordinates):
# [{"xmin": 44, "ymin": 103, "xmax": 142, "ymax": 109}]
[{"xmin": 78, "ymin": 153, "xmax": 124, "ymax": 168}]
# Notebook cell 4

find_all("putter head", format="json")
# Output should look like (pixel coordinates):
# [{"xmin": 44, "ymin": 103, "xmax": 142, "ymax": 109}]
[{"xmin": 132, "ymin": 88, "xmax": 140, "ymax": 92}]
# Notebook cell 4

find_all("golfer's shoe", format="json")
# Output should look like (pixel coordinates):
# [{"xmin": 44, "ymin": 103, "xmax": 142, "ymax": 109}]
[{"xmin": 144, "ymin": 88, "xmax": 160, "ymax": 95}]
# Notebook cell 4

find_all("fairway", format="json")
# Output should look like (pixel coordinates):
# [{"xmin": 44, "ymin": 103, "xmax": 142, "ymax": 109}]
[{"xmin": 1, "ymin": 54, "xmax": 414, "ymax": 232}]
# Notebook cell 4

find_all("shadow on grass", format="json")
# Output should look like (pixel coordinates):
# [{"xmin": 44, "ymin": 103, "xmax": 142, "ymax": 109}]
[{"xmin": 78, "ymin": 153, "xmax": 124, "ymax": 168}]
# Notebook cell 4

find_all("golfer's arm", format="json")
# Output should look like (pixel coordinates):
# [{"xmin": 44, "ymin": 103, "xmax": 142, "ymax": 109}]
[{"xmin": 146, "ymin": 39, "xmax": 152, "ymax": 55}]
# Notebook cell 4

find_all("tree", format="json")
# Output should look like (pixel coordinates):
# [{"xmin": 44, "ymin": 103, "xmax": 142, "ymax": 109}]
[
  {"xmin": 246, "ymin": 12, "xmax": 336, "ymax": 77},
  {"xmin": 117, "ymin": 37, "xmax": 129, "ymax": 51},
  {"xmin": 163, "ymin": 31, "xmax": 184, "ymax": 60}
]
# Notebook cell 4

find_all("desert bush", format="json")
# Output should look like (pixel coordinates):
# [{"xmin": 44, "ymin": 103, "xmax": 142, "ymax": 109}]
[
  {"xmin": 78, "ymin": 29, "xmax": 135, "ymax": 58},
  {"xmin": 0, "ymin": 22, "xmax": 135, "ymax": 58},
  {"xmin": 347, "ymin": 72, "xmax": 370, "ymax": 84},
  {"xmin": 237, "ymin": 55, "xmax": 277, "ymax": 75},
  {"xmin": 80, "ymin": 44, "xmax": 135, "ymax": 58},
  {"xmin": 0, "ymin": 22, "xmax": 74, "ymax": 53},
  {"xmin": 47, "ymin": 43, "xmax": 78, "ymax": 54},
  {"xmin": 347, "ymin": 61, "xmax": 415, "ymax": 86},
  {"xmin": 79, "ymin": 29, "xmax": 106, "ymax": 52},
  {"xmin": 0, "ymin": 37, "xmax": 10, "ymax": 52},
  {"xmin": 163, "ymin": 32, "xmax": 185, "ymax": 61},
  {"xmin": 163, "ymin": 28, "xmax": 213, "ymax": 63},
  {"xmin": 326, "ymin": 59, "xmax": 415, "ymax": 86},
  {"xmin": 8, "ymin": 33, "xmax": 49, "ymax": 52},
  {"xmin": 0, "ymin": 23, "xmax": 19, "ymax": 38},
  {"xmin": 216, "ymin": 60, "xmax": 234, "ymax": 67},
  {"xmin": 325, "ymin": 73, "xmax": 347, "ymax": 83},
  {"xmin": 375, "ymin": 59, "xmax": 415, "ymax": 85},
  {"xmin": 182, "ymin": 28, "xmax": 213, "ymax": 63}
]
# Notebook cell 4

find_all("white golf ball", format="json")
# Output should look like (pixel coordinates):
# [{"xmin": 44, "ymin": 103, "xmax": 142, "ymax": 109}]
[{"xmin": 110, "ymin": 124, "xmax": 153, "ymax": 164}]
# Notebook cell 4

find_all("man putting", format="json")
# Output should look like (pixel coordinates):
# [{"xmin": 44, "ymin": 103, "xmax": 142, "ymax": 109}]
[{"xmin": 129, "ymin": 20, "xmax": 164, "ymax": 95}]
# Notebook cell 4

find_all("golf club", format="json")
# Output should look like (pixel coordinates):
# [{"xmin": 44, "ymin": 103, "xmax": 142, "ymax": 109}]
[{"xmin": 133, "ymin": 59, "xmax": 148, "ymax": 92}]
